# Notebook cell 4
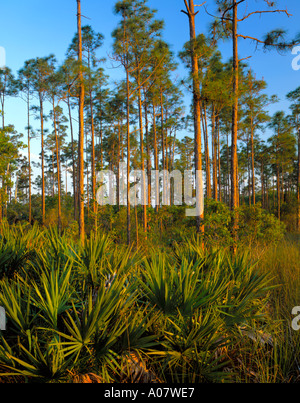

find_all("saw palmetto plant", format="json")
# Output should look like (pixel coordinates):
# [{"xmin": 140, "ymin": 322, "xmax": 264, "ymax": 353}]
[{"xmin": 0, "ymin": 223, "xmax": 298, "ymax": 383}]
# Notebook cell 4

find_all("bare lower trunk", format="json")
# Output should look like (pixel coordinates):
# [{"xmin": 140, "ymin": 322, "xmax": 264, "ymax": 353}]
[
  {"xmin": 40, "ymin": 97, "xmax": 45, "ymax": 225},
  {"xmin": 52, "ymin": 99, "xmax": 62, "ymax": 234},
  {"xmin": 184, "ymin": 0, "xmax": 204, "ymax": 239},
  {"xmin": 231, "ymin": 0, "xmax": 239, "ymax": 253},
  {"xmin": 77, "ymin": 0, "xmax": 85, "ymax": 243},
  {"xmin": 153, "ymin": 102, "xmax": 159, "ymax": 213},
  {"xmin": 67, "ymin": 96, "xmax": 78, "ymax": 220},
  {"xmin": 126, "ymin": 68, "xmax": 131, "ymax": 246},
  {"xmin": 251, "ymin": 124, "xmax": 256, "ymax": 205},
  {"xmin": 202, "ymin": 103, "xmax": 211, "ymax": 199},
  {"xmin": 28, "ymin": 92, "xmax": 32, "ymax": 224},
  {"xmin": 297, "ymin": 126, "xmax": 300, "ymax": 230},
  {"xmin": 88, "ymin": 55, "xmax": 97, "ymax": 221},
  {"xmin": 212, "ymin": 106, "xmax": 218, "ymax": 200},
  {"xmin": 138, "ymin": 86, "xmax": 147, "ymax": 234},
  {"xmin": 144, "ymin": 99, "xmax": 152, "ymax": 206}
]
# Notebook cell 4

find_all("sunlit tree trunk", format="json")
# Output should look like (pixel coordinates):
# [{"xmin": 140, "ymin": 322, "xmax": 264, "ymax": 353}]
[
  {"xmin": 126, "ymin": 68, "xmax": 131, "ymax": 245},
  {"xmin": 39, "ymin": 95, "xmax": 45, "ymax": 225},
  {"xmin": 77, "ymin": 0, "xmax": 85, "ymax": 243},
  {"xmin": 297, "ymin": 121, "xmax": 300, "ymax": 230},
  {"xmin": 52, "ymin": 99, "xmax": 62, "ymax": 233},
  {"xmin": 27, "ymin": 89, "xmax": 32, "ymax": 224},
  {"xmin": 231, "ymin": 0, "xmax": 239, "ymax": 252},
  {"xmin": 153, "ymin": 101, "xmax": 159, "ymax": 213},
  {"xmin": 67, "ymin": 95, "xmax": 78, "ymax": 220},
  {"xmin": 183, "ymin": 0, "xmax": 204, "ymax": 238},
  {"xmin": 137, "ymin": 82, "xmax": 147, "ymax": 234}
]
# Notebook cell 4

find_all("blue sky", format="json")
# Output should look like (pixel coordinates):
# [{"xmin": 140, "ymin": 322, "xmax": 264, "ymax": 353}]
[{"xmin": 1, "ymin": 0, "xmax": 300, "ymax": 163}]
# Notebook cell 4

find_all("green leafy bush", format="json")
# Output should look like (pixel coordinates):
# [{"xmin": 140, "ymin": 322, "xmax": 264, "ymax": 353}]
[{"xmin": 239, "ymin": 204, "xmax": 286, "ymax": 244}]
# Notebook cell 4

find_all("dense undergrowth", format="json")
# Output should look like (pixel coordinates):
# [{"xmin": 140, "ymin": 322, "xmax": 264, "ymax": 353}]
[{"xmin": 0, "ymin": 211, "xmax": 299, "ymax": 383}]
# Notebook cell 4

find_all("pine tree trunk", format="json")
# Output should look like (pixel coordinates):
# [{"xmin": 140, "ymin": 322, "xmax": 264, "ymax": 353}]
[
  {"xmin": 52, "ymin": 99, "xmax": 62, "ymax": 234},
  {"xmin": 85, "ymin": 130, "xmax": 90, "ymax": 216},
  {"xmin": 67, "ymin": 95, "xmax": 78, "ymax": 221},
  {"xmin": 297, "ymin": 125, "xmax": 300, "ymax": 231},
  {"xmin": 217, "ymin": 115, "xmax": 222, "ymax": 202},
  {"xmin": 77, "ymin": 0, "xmax": 85, "ymax": 244},
  {"xmin": 160, "ymin": 88, "xmax": 167, "ymax": 205},
  {"xmin": 88, "ymin": 53, "xmax": 97, "ymax": 220},
  {"xmin": 212, "ymin": 106, "xmax": 218, "ymax": 200},
  {"xmin": 153, "ymin": 102, "xmax": 159, "ymax": 213},
  {"xmin": 277, "ymin": 164, "xmax": 280, "ymax": 220},
  {"xmin": 27, "ymin": 90, "xmax": 32, "ymax": 224},
  {"xmin": 184, "ymin": 0, "xmax": 204, "ymax": 238},
  {"xmin": 226, "ymin": 133, "xmax": 230, "ymax": 205},
  {"xmin": 201, "ymin": 104, "xmax": 211, "ymax": 199},
  {"xmin": 1, "ymin": 93, "xmax": 5, "ymax": 129},
  {"xmin": 261, "ymin": 160, "xmax": 264, "ymax": 209},
  {"xmin": 247, "ymin": 139, "xmax": 251, "ymax": 205},
  {"xmin": 251, "ymin": 123, "xmax": 256, "ymax": 205},
  {"xmin": 40, "ymin": 96, "xmax": 45, "ymax": 225},
  {"xmin": 52, "ymin": 150, "xmax": 55, "ymax": 197},
  {"xmin": 0, "ymin": 189, "xmax": 2, "ymax": 223},
  {"xmin": 138, "ymin": 86, "xmax": 147, "ymax": 234},
  {"xmin": 117, "ymin": 122, "xmax": 121, "ymax": 211},
  {"xmin": 144, "ymin": 99, "xmax": 152, "ymax": 206},
  {"xmin": 231, "ymin": 0, "xmax": 239, "ymax": 252},
  {"xmin": 126, "ymin": 68, "xmax": 131, "ymax": 246}
]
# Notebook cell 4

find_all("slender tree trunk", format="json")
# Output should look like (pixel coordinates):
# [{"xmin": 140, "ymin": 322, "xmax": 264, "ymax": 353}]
[
  {"xmin": 88, "ymin": 54, "xmax": 97, "ymax": 220},
  {"xmin": 52, "ymin": 150, "xmax": 55, "ymax": 197},
  {"xmin": 265, "ymin": 174, "xmax": 269, "ymax": 210},
  {"xmin": 247, "ymin": 138, "xmax": 251, "ymax": 205},
  {"xmin": 4, "ymin": 164, "xmax": 9, "ymax": 219},
  {"xmin": 276, "ymin": 159, "xmax": 281, "ymax": 220},
  {"xmin": 117, "ymin": 121, "xmax": 121, "ymax": 211},
  {"xmin": 261, "ymin": 160, "xmax": 264, "ymax": 209},
  {"xmin": 251, "ymin": 122, "xmax": 256, "ymax": 205},
  {"xmin": 202, "ymin": 103, "xmax": 211, "ymax": 199},
  {"xmin": 231, "ymin": 0, "xmax": 239, "ymax": 252},
  {"xmin": 0, "ymin": 183, "xmax": 2, "ymax": 223},
  {"xmin": 153, "ymin": 101, "xmax": 159, "ymax": 213},
  {"xmin": 276, "ymin": 127, "xmax": 281, "ymax": 220},
  {"xmin": 297, "ymin": 123, "xmax": 300, "ymax": 230},
  {"xmin": 39, "ymin": 96, "xmax": 45, "ymax": 225},
  {"xmin": 212, "ymin": 106, "xmax": 218, "ymax": 200},
  {"xmin": 67, "ymin": 95, "xmax": 78, "ymax": 220},
  {"xmin": 226, "ymin": 133, "xmax": 230, "ymax": 205},
  {"xmin": 77, "ymin": 0, "xmax": 85, "ymax": 244},
  {"xmin": 217, "ymin": 115, "xmax": 222, "ymax": 202},
  {"xmin": 99, "ymin": 122, "xmax": 103, "ymax": 171},
  {"xmin": 144, "ymin": 99, "xmax": 152, "ymax": 206},
  {"xmin": 160, "ymin": 88, "xmax": 167, "ymax": 204},
  {"xmin": 15, "ymin": 177, "xmax": 18, "ymax": 201},
  {"xmin": 183, "ymin": 0, "xmax": 204, "ymax": 238},
  {"xmin": 126, "ymin": 68, "xmax": 131, "ymax": 246},
  {"xmin": 27, "ymin": 90, "xmax": 32, "ymax": 224},
  {"xmin": 85, "ymin": 129, "xmax": 90, "ymax": 217},
  {"xmin": 135, "ymin": 202, "xmax": 139, "ymax": 248},
  {"xmin": 52, "ymin": 100, "xmax": 62, "ymax": 234},
  {"xmin": 138, "ymin": 85, "xmax": 147, "ymax": 234},
  {"xmin": 1, "ymin": 93, "xmax": 5, "ymax": 129}
]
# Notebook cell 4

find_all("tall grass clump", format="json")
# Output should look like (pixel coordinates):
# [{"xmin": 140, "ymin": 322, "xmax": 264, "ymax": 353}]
[{"xmin": 248, "ymin": 235, "xmax": 300, "ymax": 382}]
